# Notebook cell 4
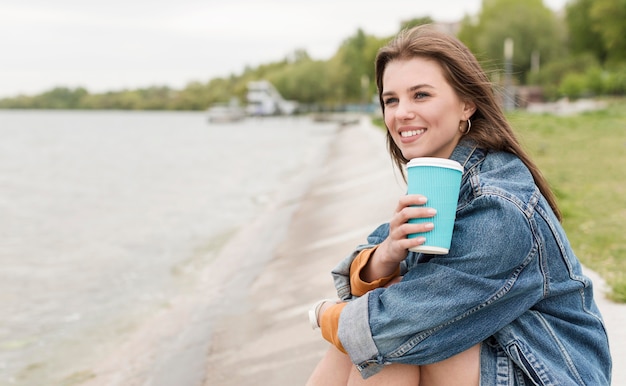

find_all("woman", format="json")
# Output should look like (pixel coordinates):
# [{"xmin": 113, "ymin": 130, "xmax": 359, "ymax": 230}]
[{"xmin": 306, "ymin": 25, "xmax": 611, "ymax": 385}]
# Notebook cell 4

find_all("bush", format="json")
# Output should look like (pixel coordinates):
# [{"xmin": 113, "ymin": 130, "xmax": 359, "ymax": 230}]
[
  {"xmin": 528, "ymin": 53, "xmax": 600, "ymax": 100},
  {"xmin": 528, "ymin": 53, "xmax": 598, "ymax": 86},
  {"xmin": 558, "ymin": 72, "xmax": 588, "ymax": 98},
  {"xmin": 584, "ymin": 67, "xmax": 606, "ymax": 95},
  {"xmin": 554, "ymin": 65, "xmax": 626, "ymax": 99},
  {"xmin": 604, "ymin": 65, "xmax": 626, "ymax": 95}
]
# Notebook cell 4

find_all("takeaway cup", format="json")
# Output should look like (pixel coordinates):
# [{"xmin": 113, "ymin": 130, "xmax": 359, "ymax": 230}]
[{"xmin": 406, "ymin": 157, "xmax": 463, "ymax": 254}]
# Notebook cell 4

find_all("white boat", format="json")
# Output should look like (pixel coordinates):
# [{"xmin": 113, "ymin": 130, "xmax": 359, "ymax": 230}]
[{"xmin": 246, "ymin": 80, "xmax": 298, "ymax": 116}]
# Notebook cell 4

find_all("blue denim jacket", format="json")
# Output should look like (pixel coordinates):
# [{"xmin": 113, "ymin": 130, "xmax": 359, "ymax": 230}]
[{"xmin": 331, "ymin": 139, "xmax": 612, "ymax": 384}]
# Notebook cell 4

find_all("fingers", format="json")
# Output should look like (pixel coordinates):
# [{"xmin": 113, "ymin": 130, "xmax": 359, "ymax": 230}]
[
  {"xmin": 385, "ymin": 194, "xmax": 437, "ymax": 261},
  {"xmin": 389, "ymin": 220, "xmax": 433, "ymax": 240},
  {"xmin": 385, "ymin": 232, "xmax": 425, "ymax": 259},
  {"xmin": 392, "ymin": 195, "xmax": 436, "ymax": 229},
  {"xmin": 395, "ymin": 194, "xmax": 427, "ymax": 213}
]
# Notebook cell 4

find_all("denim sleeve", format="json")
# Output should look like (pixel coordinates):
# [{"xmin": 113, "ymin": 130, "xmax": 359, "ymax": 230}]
[
  {"xmin": 338, "ymin": 193, "xmax": 547, "ymax": 378},
  {"xmin": 330, "ymin": 223, "xmax": 391, "ymax": 300}
]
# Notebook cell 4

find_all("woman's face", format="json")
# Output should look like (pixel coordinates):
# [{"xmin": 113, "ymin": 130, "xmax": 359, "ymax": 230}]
[{"xmin": 382, "ymin": 57, "xmax": 475, "ymax": 160}]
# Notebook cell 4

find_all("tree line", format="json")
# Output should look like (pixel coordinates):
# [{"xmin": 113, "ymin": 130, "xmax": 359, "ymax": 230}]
[{"xmin": 1, "ymin": 0, "xmax": 624, "ymax": 111}]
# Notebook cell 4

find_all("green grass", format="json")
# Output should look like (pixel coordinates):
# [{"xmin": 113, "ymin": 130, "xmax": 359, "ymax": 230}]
[
  {"xmin": 372, "ymin": 97, "xmax": 626, "ymax": 302},
  {"xmin": 510, "ymin": 98, "xmax": 626, "ymax": 302}
]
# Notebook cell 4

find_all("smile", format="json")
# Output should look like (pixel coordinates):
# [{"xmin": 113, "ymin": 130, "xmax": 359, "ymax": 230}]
[{"xmin": 400, "ymin": 129, "xmax": 425, "ymax": 138}]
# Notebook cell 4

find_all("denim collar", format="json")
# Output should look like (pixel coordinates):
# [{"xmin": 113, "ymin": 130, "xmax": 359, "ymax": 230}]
[{"xmin": 450, "ymin": 138, "xmax": 485, "ymax": 173}]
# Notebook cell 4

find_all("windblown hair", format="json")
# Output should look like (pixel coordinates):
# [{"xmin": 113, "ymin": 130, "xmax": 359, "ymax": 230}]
[{"xmin": 375, "ymin": 24, "xmax": 561, "ymax": 220}]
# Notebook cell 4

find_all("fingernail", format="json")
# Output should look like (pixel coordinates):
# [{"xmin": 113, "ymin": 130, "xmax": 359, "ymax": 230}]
[
  {"xmin": 424, "ymin": 222, "xmax": 434, "ymax": 230},
  {"xmin": 427, "ymin": 208, "xmax": 437, "ymax": 216}
]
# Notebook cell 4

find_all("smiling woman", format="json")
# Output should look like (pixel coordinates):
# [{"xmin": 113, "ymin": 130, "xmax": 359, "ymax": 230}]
[
  {"xmin": 307, "ymin": 24, "xmax": 611, "ymax": 386},
  {"xmin": 381, "ymin": 58, "xmax": 475, "ymax": 160}
]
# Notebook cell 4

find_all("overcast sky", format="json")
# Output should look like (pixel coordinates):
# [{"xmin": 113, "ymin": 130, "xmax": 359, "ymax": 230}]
[{"xmin": 0, "ymin": 0, "xmax": 568, "ymax": 98}]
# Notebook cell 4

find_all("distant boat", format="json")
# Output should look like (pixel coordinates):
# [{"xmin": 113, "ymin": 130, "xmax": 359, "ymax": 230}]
[
  {"xmin": 245, "ymin": 80, "xmax": 298, "ymax": 116},
  {"xmin": 206, "ymin": 100, "xmax": 246, "ymax": 123}
]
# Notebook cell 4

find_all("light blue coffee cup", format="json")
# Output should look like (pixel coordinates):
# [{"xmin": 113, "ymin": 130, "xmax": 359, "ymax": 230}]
[{"xmin": 407, "ymin": 157, "xmax": 463, "ymax": 254}]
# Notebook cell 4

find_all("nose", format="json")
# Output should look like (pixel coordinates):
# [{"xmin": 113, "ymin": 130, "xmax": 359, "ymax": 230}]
[{"xmin": 395, "ymin": 99, "xmax": 415, "ymax": 120}]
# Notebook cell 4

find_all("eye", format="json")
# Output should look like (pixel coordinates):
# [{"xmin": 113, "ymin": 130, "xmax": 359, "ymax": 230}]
[
  {"xmin": 383, "ymin": 97, "xmax": 398, "ymax": 106},
  {"xmin": 414, "ymin": 91, "xmax": 430, "ymax": 100}
]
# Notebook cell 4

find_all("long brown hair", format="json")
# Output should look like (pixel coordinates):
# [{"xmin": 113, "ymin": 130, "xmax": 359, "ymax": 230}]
[{"xmin": 375, "ymin": 25, "xmax": 561, "ymax": 221}]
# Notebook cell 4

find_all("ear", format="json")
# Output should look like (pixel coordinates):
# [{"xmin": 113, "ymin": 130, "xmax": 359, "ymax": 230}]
[{"xmin": 461, "ymin": 100, "xmax": 477, "ymax": 120}]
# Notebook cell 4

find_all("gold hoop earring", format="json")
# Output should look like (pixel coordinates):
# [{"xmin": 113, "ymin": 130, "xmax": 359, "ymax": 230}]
[{"xmin": 460, "ymin": 119, "xmax": 471, "ymax": 135}]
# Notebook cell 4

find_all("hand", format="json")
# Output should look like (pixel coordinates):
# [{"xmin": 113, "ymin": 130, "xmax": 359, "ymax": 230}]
[
  {"xmin": 363, "ymin": 195, "xmax": 435, "ymax": 281},
  {"xmin": 382, "ymin": 194, "xmax": 436, "ymax": 263}
]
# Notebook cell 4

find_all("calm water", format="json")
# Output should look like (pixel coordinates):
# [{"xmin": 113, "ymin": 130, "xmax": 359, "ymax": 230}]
[{"xmin": 0, "ymin": 110, "xmax": 337, "ymax": 385}]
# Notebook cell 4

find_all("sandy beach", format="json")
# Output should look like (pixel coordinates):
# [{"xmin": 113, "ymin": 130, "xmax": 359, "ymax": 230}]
[{"xmin": 202, "ymin": 118, "xmax": 625, "ymax": 385}]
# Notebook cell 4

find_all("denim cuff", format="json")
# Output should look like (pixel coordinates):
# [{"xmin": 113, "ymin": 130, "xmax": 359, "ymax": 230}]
[{"xmin": 338, "ymin": 293, "xmax": 387, "ymax": 379}]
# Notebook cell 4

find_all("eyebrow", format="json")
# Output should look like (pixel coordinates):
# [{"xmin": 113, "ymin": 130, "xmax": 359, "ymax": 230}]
[{"xmin": 381, "ymin": 83, "xmax": 434, "ymax": 97}]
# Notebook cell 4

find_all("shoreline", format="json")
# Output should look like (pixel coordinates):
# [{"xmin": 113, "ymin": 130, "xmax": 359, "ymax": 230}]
[
  {"xmin": 202, "ymin": 117, "xmax": 405, "ymax": 385},
  {"xmin": 77, "ymin": 117, "xmax": 338, "ymax": 386}
]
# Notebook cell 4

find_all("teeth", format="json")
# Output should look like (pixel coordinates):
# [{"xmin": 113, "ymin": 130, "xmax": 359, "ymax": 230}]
[{"xmin": 400, "ymin": 129, "xmax": 424, "ymax": 138}]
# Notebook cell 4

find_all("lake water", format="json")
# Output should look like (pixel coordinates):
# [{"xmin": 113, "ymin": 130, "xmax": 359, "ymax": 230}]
[{"xmin": 0, "ymin": 110, "xmax": 338, "ymax": 385}]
